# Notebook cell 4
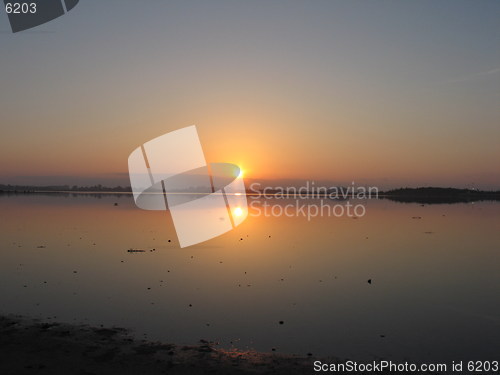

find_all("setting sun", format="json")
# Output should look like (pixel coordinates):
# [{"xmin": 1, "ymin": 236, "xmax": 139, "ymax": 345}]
[{"xmin": 233, "ymin": 207, "xmax": 243, "ymax": 217}]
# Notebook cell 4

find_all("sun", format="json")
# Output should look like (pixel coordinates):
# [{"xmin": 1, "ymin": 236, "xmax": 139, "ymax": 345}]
[{"xmin": 233, "ymin": 207, "xmax": 243, "ymax": 217}]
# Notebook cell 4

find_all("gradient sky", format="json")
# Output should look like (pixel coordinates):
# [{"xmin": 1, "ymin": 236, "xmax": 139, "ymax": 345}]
[{"xmin": 1, "ymin": 0, "xmax": 499, "ymax": 189}]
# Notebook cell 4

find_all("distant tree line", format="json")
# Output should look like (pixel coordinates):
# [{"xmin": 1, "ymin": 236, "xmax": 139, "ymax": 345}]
[
  {"xmin": 0, "ymin": 184, "xmax": 132, "ymax": 193},
  {"xmin": 380, "ymin": 187, "xmax": 500, "ymax": 204}
]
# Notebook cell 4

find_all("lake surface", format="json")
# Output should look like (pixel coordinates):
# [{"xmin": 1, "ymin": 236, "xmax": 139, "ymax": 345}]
[{"xmin": 0, "ymin": 193, "xmax": 498, "ymax": 362}]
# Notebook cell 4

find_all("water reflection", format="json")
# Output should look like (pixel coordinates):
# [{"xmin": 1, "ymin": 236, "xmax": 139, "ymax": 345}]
[{"xmin": 0, "ymin": 193, "xmax": 498, "ymax": 362}]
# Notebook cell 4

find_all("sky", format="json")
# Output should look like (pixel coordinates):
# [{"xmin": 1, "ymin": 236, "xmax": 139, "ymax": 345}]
[{"xmin": 0, "ymin": 0, "xmax": 499, "ymax": 189}]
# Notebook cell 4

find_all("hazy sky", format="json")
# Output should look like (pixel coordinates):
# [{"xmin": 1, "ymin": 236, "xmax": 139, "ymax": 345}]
[{"xmin": 1, "ymin": 0, "xmax": 499, "ymax": 189}]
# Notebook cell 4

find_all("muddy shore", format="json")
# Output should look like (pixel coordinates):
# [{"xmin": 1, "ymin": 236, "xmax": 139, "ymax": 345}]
[{"xmin": 0, "ymin": 315, "xmax": 329, "ymax": 375}]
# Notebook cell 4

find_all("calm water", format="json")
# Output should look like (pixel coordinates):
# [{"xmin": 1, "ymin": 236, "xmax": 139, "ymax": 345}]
[{"xmin": 0, "ymin": 193, "xmax": 498, "ymax": 362}]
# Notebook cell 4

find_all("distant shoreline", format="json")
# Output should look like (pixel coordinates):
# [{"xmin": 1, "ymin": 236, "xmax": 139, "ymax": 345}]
[
  {"xmin": 379, "ymin": 187, "xmax": 500, "ymax": 204},
  {"xmin": 1, "ymin": 186, "xmax": 499, "ymax": 204}
]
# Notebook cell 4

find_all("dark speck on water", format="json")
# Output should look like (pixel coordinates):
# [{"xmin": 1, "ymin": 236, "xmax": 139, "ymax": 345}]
[{"xmin": 368, "ymin": 279, "xmax": 372, "ymax": 284}]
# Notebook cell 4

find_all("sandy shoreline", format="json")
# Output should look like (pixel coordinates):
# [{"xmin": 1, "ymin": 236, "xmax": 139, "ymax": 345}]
[{"xmin": 0, "ymin": 315, "xmax": 325, "ymax": 374}]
